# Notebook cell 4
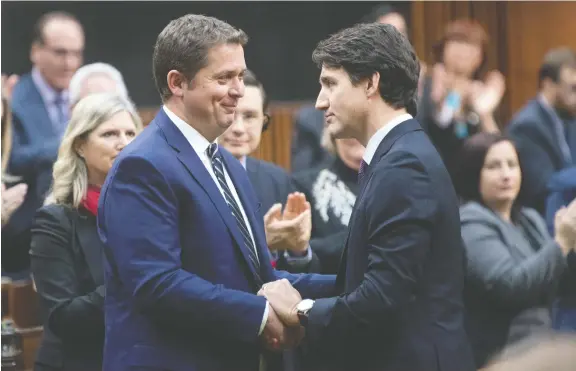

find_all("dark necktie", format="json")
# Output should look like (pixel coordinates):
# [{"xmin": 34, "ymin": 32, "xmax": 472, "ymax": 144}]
[
  {"xmin": 206, "ymin": 144, "xmax": 261, "ymax": 273},
  {"xmin": 358, "ymin": 159, "xmax": 369, "ymax": 184},
  {"xmin": 53, "ymin": 93, "xmax": 67, "ymax": 130}
]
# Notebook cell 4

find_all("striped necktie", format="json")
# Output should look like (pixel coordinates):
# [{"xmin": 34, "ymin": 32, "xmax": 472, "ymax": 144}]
[{"xmin": 206, "ymin": 143, "xmax": 261, "ymax": 273}]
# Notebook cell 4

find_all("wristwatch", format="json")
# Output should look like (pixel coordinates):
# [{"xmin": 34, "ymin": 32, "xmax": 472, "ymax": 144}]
[{"xmin": 296, "ymin": 299, "xmax": 315, "ymax": 327}]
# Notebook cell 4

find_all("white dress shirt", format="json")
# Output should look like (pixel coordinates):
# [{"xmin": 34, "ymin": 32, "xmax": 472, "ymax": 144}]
[
  {"xmin": 163, "ymin": 106, "xmax": 269, "ymax": 334},
  {"xmin": 363, "ymin": 113, "xmax": 413, "ymax": 165}
]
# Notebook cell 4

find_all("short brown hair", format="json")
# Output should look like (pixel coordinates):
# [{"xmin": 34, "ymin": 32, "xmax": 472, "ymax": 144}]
[
  {"xmin": 153, "ymin": 14, "xmax": 248, "ymax": 102},
  {"xmin": 539, "ymin": 47, "xmax": 576, "ymax": 85}
]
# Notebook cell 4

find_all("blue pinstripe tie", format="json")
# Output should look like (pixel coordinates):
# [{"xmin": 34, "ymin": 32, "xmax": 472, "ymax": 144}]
[{"xmin": 207, "ymin": 144, "xmax": 261, "ymax": 272}]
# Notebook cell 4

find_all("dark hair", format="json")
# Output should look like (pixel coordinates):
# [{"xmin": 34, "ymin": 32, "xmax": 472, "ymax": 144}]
[
  {"xmin": 454, "ymin": 132, "xmax": 515, "ymax": 203},
  {"xmin": 243, "ymin": 69, "xmax": 271, "ymax": 131},
  {"xmin": 312, "ymin": 23, "xmax": 420, "ymax": 115},
  {"xmin": 361, "ymin": 4, "xmax": 401, "ymax": 24},
  {"xmin": 153, "ymin": 14, "xmax": 248, "ymax": 102},
  {"xmin": 539, "ymin": 47, "xmax": 576, "ymax": 86},
  {"xmin": 32, "ymin": 11, "xmax": 82, "ymax": 45},
  {"xmin": 432, "ymin": 19, "xmax": 488, "ymax": 80}
]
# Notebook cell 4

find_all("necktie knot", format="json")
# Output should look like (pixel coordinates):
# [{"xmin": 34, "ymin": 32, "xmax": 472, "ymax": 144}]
[{"xmin": 207, "ymin": 143, "xmax": 219, "ymax": 159}]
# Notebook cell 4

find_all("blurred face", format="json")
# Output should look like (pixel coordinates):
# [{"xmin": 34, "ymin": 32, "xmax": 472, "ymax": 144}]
[
  {"xmin": 316, "ymin": 66, "xmax": 368, "ymax": 140},
  {"xmin": 443, "ymin": 40, "xmax": 482, "ymax": 77},
  {"xmin": 77, "ymin": 111, "xmax": 137, "ymax": 186},
  {"xmin": 377, "ymin": 13, "xmax": 407, "ymax": 36},
  {"xmin": 335, "ymin": 138, "xmax": 365, "ymax": 172},
  {"xmin": 31, "ymin": 19, "xmax": 84, "ymax": 91},
  {"xmin": 479, "ymin": 141, "xmax": 522, "ymax": 207},
  {"xmin": 555, "ymin": 67, "xmax": 576, "ymax": 115},
  {"xmin": 219, "ymin": 86, "xmax": 266, "ymax": 159},
  {"xmin": 181, "ymin": 43, "xmax": 246, "ymax": 139}
]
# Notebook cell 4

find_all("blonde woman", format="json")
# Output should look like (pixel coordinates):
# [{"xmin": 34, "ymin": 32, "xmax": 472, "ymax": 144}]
[{"xmin": 30, "ymin": 93, "xmax": 142, "ymax": 371}]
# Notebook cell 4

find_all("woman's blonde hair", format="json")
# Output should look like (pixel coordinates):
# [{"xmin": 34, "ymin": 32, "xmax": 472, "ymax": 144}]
[{"xmin": 49, "ymin": 93, "xmax": 143, "ymax": 208}]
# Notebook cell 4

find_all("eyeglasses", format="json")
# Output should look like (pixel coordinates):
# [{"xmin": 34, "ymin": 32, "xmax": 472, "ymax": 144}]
[{"xmin": 42, "ymin": 45, "xmax": 83, "ymax": 59}]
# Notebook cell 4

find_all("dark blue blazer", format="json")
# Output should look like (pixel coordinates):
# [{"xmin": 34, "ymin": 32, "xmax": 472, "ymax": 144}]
[
  {"xmin": 2, "ymin": 73, "xmax": 60, "ymax": 272},
  {"xmin": 507, "ymin": 99, "xmax": 576, "ymax": 214},
  {"xmin": 246, "ymin": 156, "xmax": 293, "ymax": 216},
  {"xmin": 97, "ymin": 109, "xmax": 336, "ymax": 371},
  {"xmin": 304, "ymin": 119, "xmax": 475, "ymax": 371}
]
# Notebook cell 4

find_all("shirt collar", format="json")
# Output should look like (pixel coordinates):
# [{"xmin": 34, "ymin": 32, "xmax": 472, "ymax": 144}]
[
  {"xmin": 239, "ymin": 155, "xmax": 247, "ymax": 169},
  {"xmin": 363, "ymin": 113, "xmax": 412, "ymax": 165},
  {"xmin": 163, "ymin": 105, "xmax": 216, "ymax": 158},
  {"xmin": 31, "ymin": 67, "xmax": 69, "ymax": 105}
]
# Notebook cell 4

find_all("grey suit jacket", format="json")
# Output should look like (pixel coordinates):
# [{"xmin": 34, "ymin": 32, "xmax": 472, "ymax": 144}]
[{"xmin": 460, "ymin": 201, "xmax": 567, "ymax": 367}]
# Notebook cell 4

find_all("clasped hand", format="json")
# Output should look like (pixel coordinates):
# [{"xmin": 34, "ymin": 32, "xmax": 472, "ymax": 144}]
[{"xmin": 258, "ymin": 279, "xmax": 304, "ymax": 351}]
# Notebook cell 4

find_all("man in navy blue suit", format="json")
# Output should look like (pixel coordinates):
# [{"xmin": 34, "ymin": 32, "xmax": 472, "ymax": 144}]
[
  {"xmin": 261, "ymin": 23, "xmax": 475, "ymax": 371},
  {"xmin": 97, "ymin": 14, "xmax": 335, "ymax": 371}
]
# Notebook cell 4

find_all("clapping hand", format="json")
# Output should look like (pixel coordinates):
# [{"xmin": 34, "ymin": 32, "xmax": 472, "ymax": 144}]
[
  {"xmin": 555, "ymin": 199, "xmax": 576, "ymax": 255},
  {"xmin": 263, "ymin": 192, "xmax": 311, "ymax": 254}
]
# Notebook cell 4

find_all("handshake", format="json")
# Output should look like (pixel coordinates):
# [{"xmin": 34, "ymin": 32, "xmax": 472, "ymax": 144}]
[{"xmin": 258, "ymin": 279, "xmax": 306, "ymax": 352}]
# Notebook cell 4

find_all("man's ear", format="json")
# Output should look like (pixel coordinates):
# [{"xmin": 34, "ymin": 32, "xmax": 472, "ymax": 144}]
[
  {"xmin": 167, "ymin": 70, "xmax": 190, "ymax": 98},
  {"xmin": 366, "ymin": 72, "xmax": 380, "ymax": 98}
]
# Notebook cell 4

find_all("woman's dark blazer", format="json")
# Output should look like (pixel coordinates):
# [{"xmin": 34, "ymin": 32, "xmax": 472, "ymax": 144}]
[{"xmin": 30, "ymin": 203, "xmax": 104, "ymax": 371}]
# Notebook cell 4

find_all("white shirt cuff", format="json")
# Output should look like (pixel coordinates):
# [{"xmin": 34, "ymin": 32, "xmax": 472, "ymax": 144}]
[{"xmin": 258, "ymin": 301, "xmax": 269, "ymax": 336}]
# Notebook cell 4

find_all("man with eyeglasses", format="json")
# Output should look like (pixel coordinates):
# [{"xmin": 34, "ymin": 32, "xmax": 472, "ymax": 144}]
[{"xmin": 2, "ymin": 11, "xmax": 84, "ymax": 279}]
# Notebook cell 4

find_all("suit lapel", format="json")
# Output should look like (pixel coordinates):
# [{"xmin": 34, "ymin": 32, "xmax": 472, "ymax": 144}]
[
  {"xmin": 154, "ymin": 110, "xmax": 262, "ymax": 284},
  {"xmin": 338, "ymin": 119, "xmax": 423, "ymax": 282},
  {"xmin": 222, "ymin": 152, "xmax": 271, "ymax": 280},
  {"xmin": 535, "ymin": 100, "xmax": 570, "ymax": 166},
  {"xmin": 74, "ymin": 210, "xmax": 104, "ymax": 285}
]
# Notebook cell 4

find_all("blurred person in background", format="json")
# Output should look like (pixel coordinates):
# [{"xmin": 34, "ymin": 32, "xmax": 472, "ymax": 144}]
[
  {"xmin": 292, "ymin": 126, "xmax": 364, "ymax": 274},
  {"xmin": 1, "ymin": 75, "xmax": 27, "ymax": 230},
  {"xmin": 361, "ymin": 3, "xmax": 407, "ymax": 36},
  {"xmin": 218, "ymin": 69, "xmax": 320, "ymax": 275},
  {"xmin": 30, "ymin": 93, "xmax": 142, "ymax": 371},
  {"xmin": 2, "ymin": 11, "xmax": 84, "ymax": 276},
  {"xmin": 68, "ymin": 62, "xmax": 130, "ymax": 110},
  {"xmin": 507, "ymin": 48, "xmax": 576, "ymax": 215},
  {"xmin": 482, "ymin": 334, "xmax": 576, "ymax": 371},
  {"xmin": 418, "ymin": 20, "xmax": 505, "ymax": 182},
  {"xmin": 455, "ymin": 132, "xmax": 576, "ymax": 368},
  {"xmin": 545, "ymin": 166, "xmax": 576, "ymax": 333}
]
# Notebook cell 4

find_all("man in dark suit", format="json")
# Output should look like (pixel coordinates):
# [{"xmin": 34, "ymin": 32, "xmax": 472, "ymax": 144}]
[
  {"xmin": 218, "ymin": 69, "xmax": 320, "ymax": 273},
  {"xmin": 260, "ymin": 23, "xmax": 475, "ymax": 371},
  {"xmin": 97, "ymin": 15, "xmax": 335, "ymax": 371},
  {"xmin": 2, "ymin": 11, "xmax": 84, "ymax": 275},
  {"xmin": 507, "ymin": 47, "xmax": 576, "ymax": 215}
]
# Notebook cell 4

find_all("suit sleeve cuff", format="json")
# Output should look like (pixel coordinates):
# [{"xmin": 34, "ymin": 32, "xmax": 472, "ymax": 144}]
[
  {"xmin": 283, "ymin": 246, "xmax": 313, "ymax": 267},
  {"xmin": 258, "ymin": 301, "xmax": 269, "ymax": 336}
]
